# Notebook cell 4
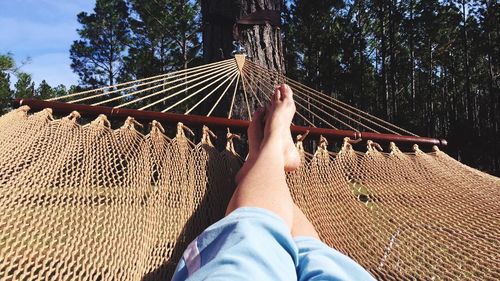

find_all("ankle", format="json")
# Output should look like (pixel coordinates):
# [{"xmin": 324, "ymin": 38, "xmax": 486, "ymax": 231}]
[
  {"xmin": 258, "ymin": 139, "xmax": 284, "ymax": 163},
  {"xmin": 261, "ymin": 133, "xmax": 284, "ymax": 150}
]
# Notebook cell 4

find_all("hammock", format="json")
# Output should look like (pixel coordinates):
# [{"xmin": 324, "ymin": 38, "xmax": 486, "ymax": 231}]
[{"xmin": 0, "ymin": 55, "xmax": 498, "ymax": 280}]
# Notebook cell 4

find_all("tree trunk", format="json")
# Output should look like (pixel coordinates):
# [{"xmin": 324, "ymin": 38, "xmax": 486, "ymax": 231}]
[
  {"xmin": 427, "ymin": 37, "xmax": 434, "ymax": 136},
  {"xmin": 377, "ymin": 0, "xmax": 389, "ymax": 119},
  {"xmin": 409, "ymin": 0, "xmax": 416, "ymax": 113},
  {"xmin": 485, "ymin": 2, "xmax": 499, "ymax": 174},
  {"xmin": 201, "ymin": 0, "xmax": 284, "ymax": 119},
  {"xmin": 388, "ymin": 0, "xmax": 396, "ymax": 122},
  {"xmin": 461, "ymin": 0, "xmax": 473, "ymax": 124},
  {"xmin": 357, "ymin": 0, "xmax": 365, "ymax": 110}
]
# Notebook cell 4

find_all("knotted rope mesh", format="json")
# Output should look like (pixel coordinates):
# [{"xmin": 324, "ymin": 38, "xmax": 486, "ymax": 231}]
[{"xmin": 0, "ymin": 107, "xmax": 499, "ymax": 280}]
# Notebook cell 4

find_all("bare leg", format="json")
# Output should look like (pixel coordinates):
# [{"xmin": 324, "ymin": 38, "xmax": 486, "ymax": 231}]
[
  {"xmin": 226, "ymin": 84, "xmax": 299, "ymax": 228},
  {"xmin": 232, "ymin": 85, "xmax": 320, "ymax": 239},
  {"xmin": 234, "ymin": 121, "xmax": 320, "ymax": 238},
  {"xmin": 291, "ymin": 204, "xmax": 320, "ymax": 239}
]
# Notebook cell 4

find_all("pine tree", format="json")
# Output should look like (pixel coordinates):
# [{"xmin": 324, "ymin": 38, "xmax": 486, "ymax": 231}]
[
  {"xmin": 168, "ymin": 0, "xmax": 202, "ymax": 70},
  {"xmin": 53, "ymin": 85, "xmax": 68, "ymax": 98},
  {"xmin": 125, "ymin": 0, "xmax": 201, "ymax": 79},
  {"xmin": 0, "ymin": 54, "xmax": 15, "ymax": 113},
  {"xmin": 63, "ymin": 0, "xmax": 500, "ymax": 174},
  {"xmin": 70, "ymin": 0, "xmax": 130, "ymax": 87},
  {"xmin": 201, "ymin": 0, "xmax": 284, "ymax": 119},
  {"xmin": 14, "ymin": 73, "xmax": 34, "ymax": 99},
  {"xmin": 36, "ymin": 80, "xmax": 55, "ymax": 100}
]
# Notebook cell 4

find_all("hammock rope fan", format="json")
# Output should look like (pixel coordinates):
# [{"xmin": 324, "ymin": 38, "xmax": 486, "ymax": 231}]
[{"xmin": 1, "ymin": 54, "xmax": 498, "ymax": 280}]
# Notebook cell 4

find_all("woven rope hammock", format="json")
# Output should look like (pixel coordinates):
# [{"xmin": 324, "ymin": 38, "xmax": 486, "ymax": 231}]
[{"xmin": 1, "ymin": 55, "xmax": 498, "ymax": 280}]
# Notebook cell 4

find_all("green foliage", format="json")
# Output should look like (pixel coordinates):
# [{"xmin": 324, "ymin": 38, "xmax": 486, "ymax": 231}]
[
  {"xmin": 0, "ymin": 72, "xmax": 12, "ymax": 114},
  {"xmin": 35, "ymin": 83, "xmax": 67, "ymax": 99},
  {"xmin": 0, "ymin": 53, "xmax": 16, "ymax": 113},
  {"xmin": 285, "ymin": 0, "xmax": 500, "ymax": 175},
  {"xmin": 69, "ymin": 0, "xmax": 202, "ymax": 85},
  {"xmin": 0, "ymin": 53, "xmax": 15, "ymax": 72},
  {"xmin": 36, "ymin": 80, "xmax": 55, "ymax": 100},
  {"xmin": 70, "ymin": 0, "xmax": 130, "ymax": 87},
  {"xmin": 0, "ymin": 53, "xmax": 68, "ymax": 114},
  {"xmin": 14, "ymin": 72, "xmax": 34, "ymax": 99},
  {"xmin": 1, "ymin": 0, "xmax": 496, "ymax": 174},
  {"xmin": 53, "ymin": 84, "xmax": 68, "ymax": 97},
  {"xmin": 124, "ymin": 0, "xmax": 201, "ymax": 80}
]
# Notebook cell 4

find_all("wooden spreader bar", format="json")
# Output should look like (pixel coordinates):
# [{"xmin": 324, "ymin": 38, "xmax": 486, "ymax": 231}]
[{"xmin": 13, "ymin": 99, "xmax": 448, "ymax": 147}]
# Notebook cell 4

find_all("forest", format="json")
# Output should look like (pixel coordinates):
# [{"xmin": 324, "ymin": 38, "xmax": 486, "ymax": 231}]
[{"xmin": 0, "ymin": 0, "xmax": 498, "ymax": 175}]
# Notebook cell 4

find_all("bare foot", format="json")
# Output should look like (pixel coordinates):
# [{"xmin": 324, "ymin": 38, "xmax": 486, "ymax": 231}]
[
  {"xmin": 247, "ymin": 107, "xmax": 265, "ymax": 158},
  {"xmin": 235, "ymin": 84, "xmax": 300, "ymax": 184},
  {"xmin": 264, "ymin": 84, "xmax": 300, "ymax": 172},
  {"xmin": 226, "ymin": 84, "xmax": 298, "ymax": 226},
  {"xmin": 235, "ymin": 107, "xmax": 265, "ymax": 183}
]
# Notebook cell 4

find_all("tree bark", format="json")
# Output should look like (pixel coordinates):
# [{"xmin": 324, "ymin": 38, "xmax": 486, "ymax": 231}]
[
  {"xmin": 461, "ymin": 0, "xmax": 473, "ymax": 124},
  {"xmin": 409, "ymin": 0, "xmax": 415, "ymax": 112},
  {"xmin": 427, "ymin": 37, "xmax": 434, "ymax": 136},
  {"xmin": 357, "ymin": 0, "xmax": 365, "ymax": 110},
  {"xmin": 485, "ymin": 1, "xmax": 499, "ymax": 174},
  {"xmin": 377, "ymin": 0, "xmax": 389, "ymax": 119},
  {"xmin": 201, "ymin": 0, "xmax": 284, "ymax": 119},
  {"xmin": 388, "ymin": 0, "xmax": 396, "ymax": 122}
]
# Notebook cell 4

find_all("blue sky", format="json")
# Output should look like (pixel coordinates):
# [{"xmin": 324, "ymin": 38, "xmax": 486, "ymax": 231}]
[{"xmin": 0, "ymin": 0, "xmax": 95, "ymax": 87}]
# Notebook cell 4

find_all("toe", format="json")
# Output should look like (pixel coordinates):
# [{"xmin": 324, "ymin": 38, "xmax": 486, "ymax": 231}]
[
  {"xmin": 273, "ymin": 86, "xmax": 281, "ymax": 103},
  {"xmin": 279, "ymin": 84, "xmax": 294, "ymax": 103}
]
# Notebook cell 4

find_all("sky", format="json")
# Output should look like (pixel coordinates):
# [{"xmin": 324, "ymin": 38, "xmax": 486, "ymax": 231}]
[{"xmin": 0, "ymin": 0, "xmax": 95, "ymax": 87}]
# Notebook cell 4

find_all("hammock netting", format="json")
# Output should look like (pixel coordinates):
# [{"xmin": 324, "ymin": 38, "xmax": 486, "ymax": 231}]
[{"xmin": 0, "ymin": 56, "xmax": 499, "ymax": 280}]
